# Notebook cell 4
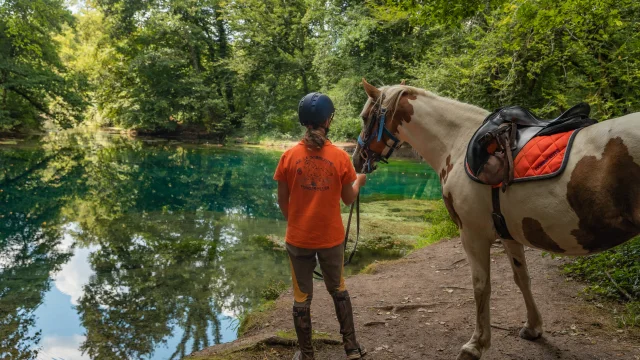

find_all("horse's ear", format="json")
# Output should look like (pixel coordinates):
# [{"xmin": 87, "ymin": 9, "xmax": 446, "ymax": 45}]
[
  {"xmin": 362, "ymin": 78, "xmax": 381, "ymax": 99},
  {"xmin": 400, "ymin": 79, "xmax": 406, "ymax": 85}
]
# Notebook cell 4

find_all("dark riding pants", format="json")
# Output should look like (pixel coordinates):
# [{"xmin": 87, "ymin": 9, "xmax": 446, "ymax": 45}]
[{"xmin": 286, "ymin": 242, "xmax": 346, "ymax": 308}]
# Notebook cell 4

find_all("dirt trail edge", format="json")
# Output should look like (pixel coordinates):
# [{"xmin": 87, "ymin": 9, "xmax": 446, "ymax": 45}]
[{"xmin": 190, "ymin": 238, "xmax": 640, "ymax": 360}]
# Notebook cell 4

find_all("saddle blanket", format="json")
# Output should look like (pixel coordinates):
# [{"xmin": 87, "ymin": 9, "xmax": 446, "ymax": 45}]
[{"xmin": 511, "ymin": 129, "xmax": 581, "ymax": 182}]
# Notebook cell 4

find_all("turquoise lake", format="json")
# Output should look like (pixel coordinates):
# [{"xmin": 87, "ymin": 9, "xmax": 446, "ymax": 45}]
[{"xmin": 0, "ymin": 131, "xmax": 441, "ymax": 360}]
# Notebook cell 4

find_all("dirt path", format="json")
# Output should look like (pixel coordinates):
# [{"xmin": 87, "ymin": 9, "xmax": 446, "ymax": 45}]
[{"xmin": 191, "ymin": 238, "xmax": 640, "ymax": 360}]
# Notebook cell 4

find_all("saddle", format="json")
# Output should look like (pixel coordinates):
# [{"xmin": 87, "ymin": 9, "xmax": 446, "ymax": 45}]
[{"xmin": 465, "ymin": 103, "xmax": 597, "ymax": 190}]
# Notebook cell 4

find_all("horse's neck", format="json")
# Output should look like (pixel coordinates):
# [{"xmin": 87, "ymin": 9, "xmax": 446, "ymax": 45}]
[{"xmin": 398, "ymin": 94, "xmax": 488, "ymax": 172}]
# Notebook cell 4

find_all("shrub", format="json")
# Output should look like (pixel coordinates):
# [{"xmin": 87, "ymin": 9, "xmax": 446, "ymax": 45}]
[
  {"xmin": 260, "ymin": 279, "xmax": 289, "ymax": 301},
  {"xmin": 563, "ymin": 236, "xmax": 640, "ymax": 328}
]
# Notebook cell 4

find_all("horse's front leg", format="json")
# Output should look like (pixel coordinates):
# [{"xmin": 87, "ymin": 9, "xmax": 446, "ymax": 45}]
[
  {"xmin": 501, "ymin": 239, "xmax": 543, "ymax": 340},
  {"xmin": 457, "ymin": 231, "xmax": 493, "ymax": 360}
]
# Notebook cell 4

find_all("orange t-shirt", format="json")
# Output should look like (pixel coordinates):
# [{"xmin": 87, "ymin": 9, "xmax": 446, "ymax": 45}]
[{"xmin": 274, "ymin": 140, "xmax": 357, "ymax": 249}]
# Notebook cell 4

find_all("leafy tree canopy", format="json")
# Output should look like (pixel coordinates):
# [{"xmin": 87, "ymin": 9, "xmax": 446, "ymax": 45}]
[{"xmin": 1, "ymin": 0, "xmax": 639, "ymax": 137}]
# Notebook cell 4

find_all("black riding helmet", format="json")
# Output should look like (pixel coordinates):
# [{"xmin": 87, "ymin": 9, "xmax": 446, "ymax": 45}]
[{"xmin": 298, "ymin": 92, "xmax": 335, "ymax": 128}]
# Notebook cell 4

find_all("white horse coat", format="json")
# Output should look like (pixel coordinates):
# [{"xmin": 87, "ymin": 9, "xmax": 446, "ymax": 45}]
[{"xmin": 355, "ymin": 80, "xmax": 640, "ymax": 360}]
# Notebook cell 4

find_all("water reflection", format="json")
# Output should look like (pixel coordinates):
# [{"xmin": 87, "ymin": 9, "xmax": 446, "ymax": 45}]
[{"xmin": 0, "ymin": 132, "xmax": 438, "ymax": 359}]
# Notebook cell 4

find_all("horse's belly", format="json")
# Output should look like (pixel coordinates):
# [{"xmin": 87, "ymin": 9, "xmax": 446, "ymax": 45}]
[{"xmin": 501, "ymin": 114, "xmax": 640, "ymax": 255}]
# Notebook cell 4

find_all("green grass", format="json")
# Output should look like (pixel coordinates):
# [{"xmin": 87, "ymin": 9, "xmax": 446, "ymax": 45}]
[
  {"xmin": 342, "ymin": 199, "xmax": 437, "ymax": 256},
  {"xmin": 236, "ymin": 300, "xmax": 277, "ymax": 337},
  {"xmin": 415, "ymin": 200, "xmax": 460, "ymax": 249},
  {"xmin": 359, "ymin": 260, "xmax": 395, "ymax": 275},
  {"xmin": 261, "ymin": 279, "xmax": 289, "ymax": 301},
  {"xmin": 563, "ymin": 236, "xmax": 640, "ymax": 328},
  {"xmin": 615, "ymin": 302, "xmax": 640, "ymax": 328}
]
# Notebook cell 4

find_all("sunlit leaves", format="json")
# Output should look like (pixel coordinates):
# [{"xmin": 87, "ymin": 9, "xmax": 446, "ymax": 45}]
[{"xmin": 0, "ymin": 0, "xmax": 88, "ymax": 131}]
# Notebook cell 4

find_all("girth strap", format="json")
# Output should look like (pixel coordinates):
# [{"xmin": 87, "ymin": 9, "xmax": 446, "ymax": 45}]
[{"xmin": 491, "ymin": 187, "xmax": 513, "ymax": 240}]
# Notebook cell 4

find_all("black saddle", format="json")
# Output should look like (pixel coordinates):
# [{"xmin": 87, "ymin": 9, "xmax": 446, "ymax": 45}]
[{"xmin": 466, "ymin": 103, "xmax": 596, "ymax": 188}]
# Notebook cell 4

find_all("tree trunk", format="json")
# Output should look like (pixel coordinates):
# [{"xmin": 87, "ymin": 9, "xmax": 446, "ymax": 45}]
[
  {"xmin": 1, "ymin": 70, "xmax": 8, "ymax": 110},
  {"xmin": 188, "ymin": 43, "xmax": 202, "ymax": 74},
  {"xmin": 216, "ymin": 16, "xmax": 236, "ymax": 115}
]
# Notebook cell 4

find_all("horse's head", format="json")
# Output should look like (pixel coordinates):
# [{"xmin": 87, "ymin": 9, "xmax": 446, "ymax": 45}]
[{"xmin": 353, "ymin": 78, "xmax": 416, "ymax": 173}]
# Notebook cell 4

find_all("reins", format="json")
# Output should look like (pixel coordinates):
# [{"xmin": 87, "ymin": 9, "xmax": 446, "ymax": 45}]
[
  {"xmin": 313, "ymin": 192, "xmax": 361, "ymax": 280},
  {"xmin": 313, "ymin": 90, "xmax": 403, "ymax": 279},
  {"xmin": 313, "ymin": 93, "xmax": 400, "ymax": 279}
]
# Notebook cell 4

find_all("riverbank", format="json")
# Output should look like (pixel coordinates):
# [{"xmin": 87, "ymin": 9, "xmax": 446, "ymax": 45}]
[
  {"xmin": 1, "ymin": 128, "xmax": 423, "ymax": 160},
  {"xmin": 189, "ymin": 238, "xmax": 640, "ymax": 360},
  {"xmin": 240, "ymin": 139, "xmax": 422, "ymax": 160},
  {"xmin": 97, "ymin": 126, "xmax": 424, "ymax": 160}
]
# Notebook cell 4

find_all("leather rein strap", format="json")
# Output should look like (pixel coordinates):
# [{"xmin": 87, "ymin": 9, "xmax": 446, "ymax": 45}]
[
  {"xmin": 314, "ymin": 193, "xmax": 360, "ymax": 279},
  {"xmin": 480, "ymin": 123, "xmax": 517, "ymax": 192}
]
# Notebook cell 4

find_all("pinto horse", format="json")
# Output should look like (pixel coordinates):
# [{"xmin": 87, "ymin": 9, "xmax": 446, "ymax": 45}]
[{"xmin": 353, "ymin": 79, "xmax": 640, "ymax": 360}]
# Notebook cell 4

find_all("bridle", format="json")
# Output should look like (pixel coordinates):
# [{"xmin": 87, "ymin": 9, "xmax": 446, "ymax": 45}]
[{"xmin": 356, "ymin": 94, "xmax": 403, "ymax": 173}]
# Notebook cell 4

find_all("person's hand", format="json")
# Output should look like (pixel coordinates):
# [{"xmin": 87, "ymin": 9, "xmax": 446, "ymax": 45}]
[{"xmin": 355, "ymin": 173, "xmax": 367, "ymax": 187}]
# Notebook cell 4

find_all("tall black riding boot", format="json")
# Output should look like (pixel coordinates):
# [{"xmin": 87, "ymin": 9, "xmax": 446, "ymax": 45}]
[
  {"xmin": 292, "ymin": 306, "xmax": 315, "ymax": 360},
  {"xmin": 332, "ymin": 291, "xmax": 367, "ymax": 359}
]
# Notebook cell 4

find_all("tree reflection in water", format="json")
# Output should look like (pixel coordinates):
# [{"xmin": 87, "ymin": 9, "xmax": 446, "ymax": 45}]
[
  {"xmin": 1, "ymin": 139, "xmax": 82, "ymax": 360},
  {"xmin": 0, "ymin": 132, "xmax": 438, "ymax": 359},
  {"xmin": 1, "ymin": 132, "xmax": 289, "ymax": 359}
]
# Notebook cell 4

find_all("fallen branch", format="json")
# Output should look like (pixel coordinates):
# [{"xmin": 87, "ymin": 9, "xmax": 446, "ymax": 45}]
[
  {"xmin": 264, "ymin": 336, "xmax": 341, "ymax": 347},
  {"xmin": 604, "ymin": 270, "xmax": 635, "ymax": 302},
  {"xmin": 371, "ymin": 302, "xmax": 447, "ymax": 313}
]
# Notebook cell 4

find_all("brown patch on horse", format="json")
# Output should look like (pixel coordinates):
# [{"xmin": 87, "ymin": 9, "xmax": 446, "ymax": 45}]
[
  {"xmin": 440, "ymin": 155, "xmax": 454, "ymax": 185},
  {"xmin": 443, "ymin": 192, "xmax": 462, "ymax": 229},
  {"xmin": 566, "ymin": 137, "xmax": 640, "ymax": 252},
  {"xmin": 369, "ymin": 92, "xmax": 417, "ymax": 154},
  {"xmin": 522, "ymin": 218, "xmax": 565, "ymax": 253},
  {"xmin": 395, "ymin": 93, "xmax": 417, "ymax": 124}
]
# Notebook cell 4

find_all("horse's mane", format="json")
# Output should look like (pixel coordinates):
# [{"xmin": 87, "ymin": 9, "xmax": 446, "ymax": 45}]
[
  {"xmin": 377, "ymin": 84, "xmax": 488, "ymax": 119},
  {"xmin": 371, "ymin": 84, "xmax": 487, "ymax": 161},
  {"xmin": 376, "ymin": 85, "xmax": 430, "ymax": 119}
]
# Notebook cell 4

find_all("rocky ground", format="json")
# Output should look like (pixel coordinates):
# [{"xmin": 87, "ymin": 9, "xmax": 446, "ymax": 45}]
[{"xmin": 190, "ymin": 238, "xmax": 640, "ymax": 360}]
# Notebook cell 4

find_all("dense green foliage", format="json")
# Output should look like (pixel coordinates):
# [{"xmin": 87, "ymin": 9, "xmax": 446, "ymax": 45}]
[
  {"xmin": 409, "ymin": 0, "xmax": 640, "ymax": 118},
  {"xmin": 563, "ymin": 237, "xmax": 640, "ymax": 327},
  {"xmin": 0, "ymin": 0, "xmax": 87, "ymax": 132},
  {"xmin": 3, "ymin": 0, "xmax": 638, "ymax": 137}
]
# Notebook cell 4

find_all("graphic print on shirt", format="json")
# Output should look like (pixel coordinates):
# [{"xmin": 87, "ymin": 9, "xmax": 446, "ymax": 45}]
[{"xmin": 295, "ymin": 155, "xmax": 335, "ymax": 191}]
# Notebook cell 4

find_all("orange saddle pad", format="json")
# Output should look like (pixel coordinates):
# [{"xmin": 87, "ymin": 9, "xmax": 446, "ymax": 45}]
[{"xmin": 512, "ymin": 129, "xmax": 580, "ymax": 182}]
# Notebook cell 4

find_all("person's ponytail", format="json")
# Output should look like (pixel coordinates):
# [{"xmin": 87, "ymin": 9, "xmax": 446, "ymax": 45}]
[{"xmin": 303, "ymin": 127, "xmax": 327, "ymax": 150}]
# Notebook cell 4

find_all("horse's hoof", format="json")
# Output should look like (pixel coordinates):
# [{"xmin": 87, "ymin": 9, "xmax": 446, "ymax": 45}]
[
  {"xmin": 456, "ymin": 349, "xmax": 481, "ymax": 360},
  {"xmin": 519, "ymin": 326, "xmax": 543, "ymax": 341}
]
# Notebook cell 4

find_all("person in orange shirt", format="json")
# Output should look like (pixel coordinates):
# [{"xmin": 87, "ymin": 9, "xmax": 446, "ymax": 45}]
[{"xmin": 274, "ymin": 92, "xmax": 368, "ymax": 360}]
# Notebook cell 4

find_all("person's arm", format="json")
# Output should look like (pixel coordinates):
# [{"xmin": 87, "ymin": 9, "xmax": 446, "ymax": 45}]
[
  {"xmin": 341, "ymin": 174, "xmax": 366, "ymax": 206},
  {"xmin": 277, "ymin": 180, "xmax": 290, "ymax": 220}
]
